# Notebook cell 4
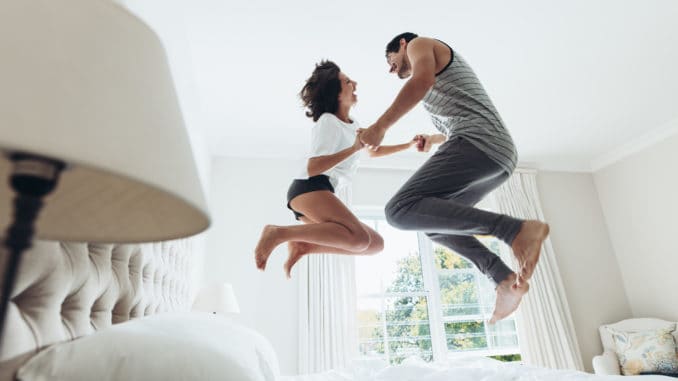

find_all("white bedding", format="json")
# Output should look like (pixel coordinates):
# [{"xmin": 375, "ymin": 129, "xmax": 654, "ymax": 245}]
[
  {"xmin": 283, "ymin": 356, "xmax": 674, "ymax": 381},
  {"xmin": 17, "ymin": 312, "xmax": 280, "ymax": 381}
]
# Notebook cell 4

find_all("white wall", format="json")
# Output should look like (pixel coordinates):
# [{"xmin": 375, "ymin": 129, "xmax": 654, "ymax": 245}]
[
  {"xmin": 536, "ymin": 171, "xmax": 631, "ymax": 372},
  {"xmin": 119, "ymin": 0, "xmax": 212, "ymax": 191},
  {"xmin": 593, "ymin": 132, "xmax": 678, "ymax": 320},
  {"xmin": 352, "ymin": 167, "xmax": 414, "ymax": 207},
  {"xmin": 204, "ymin": 156, "xmax": 302, "ymax": 375}
]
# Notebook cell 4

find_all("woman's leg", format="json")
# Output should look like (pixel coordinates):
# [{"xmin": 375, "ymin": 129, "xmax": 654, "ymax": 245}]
[
  {"xmin": 255, "ymin": 190, "xmax": 383, "ymax": 271},
  {"xmin": 283, "ymin": 218, "xmax": 383, "ymax": 278}
]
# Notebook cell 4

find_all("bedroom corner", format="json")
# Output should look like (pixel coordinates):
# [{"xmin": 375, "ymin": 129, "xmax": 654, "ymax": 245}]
[{"xmin": 2, "ymin": 0, "xmax": 677, "ymax": 380}]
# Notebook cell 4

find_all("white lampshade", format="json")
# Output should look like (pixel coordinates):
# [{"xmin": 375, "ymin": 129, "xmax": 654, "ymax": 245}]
[
  {"xmin": 193, "ymin": 283, "xmax": 241, "ymax": 315},
  {"xmin": 0, "ymin": 0, "xmax": 209, "ymax": 242}
]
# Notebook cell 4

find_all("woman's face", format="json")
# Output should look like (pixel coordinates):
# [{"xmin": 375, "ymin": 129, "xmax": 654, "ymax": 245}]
[{"xmin": 337, "ymin": 71, "xmax": 357, "ymax": 108}]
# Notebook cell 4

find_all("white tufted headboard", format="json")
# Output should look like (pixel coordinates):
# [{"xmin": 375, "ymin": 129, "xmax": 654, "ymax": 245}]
[{"xmin": 0, "ymin": 238, "xmax": 196, "ymax": 380}]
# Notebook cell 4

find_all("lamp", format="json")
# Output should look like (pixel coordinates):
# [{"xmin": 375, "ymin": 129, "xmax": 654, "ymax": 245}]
[
  {"xmin": 0, "ymin": 0, "xmax": 210, "ymax": 347},
  {"xmin": 193, "ymin": 283, "xmax": 241, "ymax": 315}
]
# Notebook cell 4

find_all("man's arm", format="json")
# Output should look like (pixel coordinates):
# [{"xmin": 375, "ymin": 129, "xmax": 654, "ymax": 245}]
[
  {"xmin": 415, "ymin": 133, "xmax": 447, "ymax": 152},
  {"xmin": 360, "ymin": 38, "xmax": 438, "ymax": 148},
  {"xmin": 375, "ymin": 38, "xmax": 437, "ymax": 130}
]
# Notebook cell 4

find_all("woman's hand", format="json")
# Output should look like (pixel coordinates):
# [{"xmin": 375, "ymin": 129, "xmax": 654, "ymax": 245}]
[
  {"xmin": 353, "ymin": 128, "xmax": 366, "ymax": 151},
  {"xmin": 360, "ymin": 124, "xmax": 386, "ymax": 150},
  {"xmin": 409, "ymin": 135, "xmax": 421, "ymax": 148}
]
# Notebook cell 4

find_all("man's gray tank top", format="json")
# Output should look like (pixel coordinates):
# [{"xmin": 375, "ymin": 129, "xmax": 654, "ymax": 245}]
[{"xmin": 422, "ymin": 41, "xmax": 517, "ymax": 174}]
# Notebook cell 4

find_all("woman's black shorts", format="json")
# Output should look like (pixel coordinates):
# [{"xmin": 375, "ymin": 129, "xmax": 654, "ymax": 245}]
[{"xmin": 286, "ymin": 174, "xmax": 335, "ymax": 220}]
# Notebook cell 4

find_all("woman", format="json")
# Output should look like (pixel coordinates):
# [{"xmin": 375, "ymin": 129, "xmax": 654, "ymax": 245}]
[{"xmin": 254, "ymin": 60, "xmax": 418, "ymax": 278}]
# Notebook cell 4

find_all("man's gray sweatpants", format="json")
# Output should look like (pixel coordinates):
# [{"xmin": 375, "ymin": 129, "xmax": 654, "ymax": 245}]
[{"xmin": 385, "ymin": 136, "xmax": 523, "ymax": 285}]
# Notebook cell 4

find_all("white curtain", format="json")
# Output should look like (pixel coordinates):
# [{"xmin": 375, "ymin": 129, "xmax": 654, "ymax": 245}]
[
  {"xmin": 297, "ymin": 186, "xmax": 358, "ymax": 374},
  {"xmin": 493, "ymin": 170, "xmax": 584, "ymax": 371}
]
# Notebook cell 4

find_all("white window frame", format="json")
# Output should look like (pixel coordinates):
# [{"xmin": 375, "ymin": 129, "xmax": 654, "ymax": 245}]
[{"xmin": 355, "ymin": 202, "xmax": 520, "ymax": 363}]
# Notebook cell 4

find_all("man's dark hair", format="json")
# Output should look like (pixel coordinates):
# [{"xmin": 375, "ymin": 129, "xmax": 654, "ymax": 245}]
[
  {"xmin": 299, "ymin": 60, "xmax": 341, "ymax": 122},
  {"xmin": 385, "ymin": 32, "xmax": 419, "ymax": 55}
]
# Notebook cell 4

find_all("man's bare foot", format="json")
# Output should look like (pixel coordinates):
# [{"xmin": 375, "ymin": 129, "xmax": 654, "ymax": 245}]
[
  {"xmin": 511, "ymin": 220, "xmax": 549, "ymax": 282},
  {"xmin": 284, "ymin": 241, "xmax": 310, "ymax": 279},
  {"xmin": 489, "ymin": 272, "xmax": 529, "ymax": 324},
  {"xmin": 254, "ymin": 225, "xmax": 281, "ymax": 271}
]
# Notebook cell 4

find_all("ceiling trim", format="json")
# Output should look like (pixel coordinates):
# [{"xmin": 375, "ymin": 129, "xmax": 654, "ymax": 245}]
[{"xmin": 590, "ymin": 117, "xmax": 678, "ymax": 172}]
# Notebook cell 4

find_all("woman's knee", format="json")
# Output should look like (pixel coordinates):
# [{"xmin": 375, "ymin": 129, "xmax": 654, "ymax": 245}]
[
  {"xmin": 362, "ymin": 232, "xmax": 384, "ymax": 255},
  {"xmin": 345, "ymin": 225, "xmax": 371, "ymax": 252}
]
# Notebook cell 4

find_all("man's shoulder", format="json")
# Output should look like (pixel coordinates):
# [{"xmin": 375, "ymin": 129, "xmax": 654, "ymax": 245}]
[
  {"xmin": 409, "ymin": 36, "xmax": 440, "ymax": 47},
  {"xmin": 407, "ymin": 37, "xmax": 446, "ymax": 59}
]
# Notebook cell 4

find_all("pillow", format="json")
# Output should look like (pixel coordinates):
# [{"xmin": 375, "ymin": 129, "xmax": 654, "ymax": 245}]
[
  {"xmin": 608, "ymin": 326, "xmax": 678, "ymax": 376},
  {"xmin": 17, "ymin": 312, "xmax": 280, "ymax": 381}
]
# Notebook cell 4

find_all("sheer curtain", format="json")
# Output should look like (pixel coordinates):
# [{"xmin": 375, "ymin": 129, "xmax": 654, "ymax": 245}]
[
  {"xmin": 297, "ymin": 186, "xmax": 358, "ymax": 374},
  {"xmin": 492, "ymin": 169, "xmax": 584, "ymax": 370}
]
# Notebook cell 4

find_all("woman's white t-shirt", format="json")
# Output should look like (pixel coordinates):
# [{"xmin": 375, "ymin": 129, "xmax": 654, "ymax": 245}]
[{"xmin": 297, "ymin": 113, "xmax": 360, "ymax": 190}]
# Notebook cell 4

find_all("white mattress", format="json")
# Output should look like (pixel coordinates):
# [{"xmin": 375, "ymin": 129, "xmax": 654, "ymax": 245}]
[{"xmin": 282, "ymin": 356, "xmax": 674, "ymax": 380}]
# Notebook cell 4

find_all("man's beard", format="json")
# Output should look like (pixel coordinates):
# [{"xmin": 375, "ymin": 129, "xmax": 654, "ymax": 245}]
[{"xmin": 398, "ymin": 61, "xmax": 411, "ymax": 79}]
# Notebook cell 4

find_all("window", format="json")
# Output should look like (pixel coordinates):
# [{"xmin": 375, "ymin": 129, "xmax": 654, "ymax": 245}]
[{"xmin": 355, "ymin": 205, "xmax": 521, "ymax": 365}]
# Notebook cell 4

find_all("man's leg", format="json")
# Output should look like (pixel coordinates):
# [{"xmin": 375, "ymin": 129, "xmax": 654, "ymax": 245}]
[
  {"xmin": 384, "ymin": 136, "xmax": 542, "ymax": 322},
  {"xmin": 385, "ymin": 136, "xmax": 523, "ymax": 247}
]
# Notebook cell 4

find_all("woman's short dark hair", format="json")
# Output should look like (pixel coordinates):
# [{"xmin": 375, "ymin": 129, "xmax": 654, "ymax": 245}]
[
  {"xmin": 299, "ymin": 60, "xmax": 341, "ymax": 122},
  {"xmin": 385, "ymin": 32, "xmax": 419, "ymax": 55}
]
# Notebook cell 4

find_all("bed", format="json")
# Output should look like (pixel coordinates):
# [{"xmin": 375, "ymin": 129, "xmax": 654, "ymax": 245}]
[
  {"xmin": 283, "ymin": 356, "xmax": 675, "ymax": 381},
  {"xmin": 0, "ymin": 239, "xmax": 668, "ymax": 381},
  {"xmin": 2, "ymin": 239, "xmax": 674, "ymax": 380},
  {"xmin": 0, "ymin": 238, "xmax": 281, "ymax": 381}
]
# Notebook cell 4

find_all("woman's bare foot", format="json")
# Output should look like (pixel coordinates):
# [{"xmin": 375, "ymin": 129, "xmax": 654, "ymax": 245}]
[
  {"xmin": 254, "ymin": 225, "xmax": 281, "ymax": 271},
  {"xmin": 489, "ymin": 272, "xmax": 529, "ymax": 324},
  {"xmin": 511, "ymin": 220, "xmax": 549, "ymax": 282},
  {"xmin": 284, "ymin": 241, "xmax": 310, "ymax": 279}
]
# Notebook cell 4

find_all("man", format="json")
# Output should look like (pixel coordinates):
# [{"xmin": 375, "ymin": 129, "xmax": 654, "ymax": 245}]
[{"xmin": 359, "ymin": 32, "xmax": 549, "ymax": 322}]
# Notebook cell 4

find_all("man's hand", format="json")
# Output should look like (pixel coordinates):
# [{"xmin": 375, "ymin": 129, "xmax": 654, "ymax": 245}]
[
  {"xmin": 408, "ymin": 135, "xmax": 419, "ymax": 148},
  {"xmin": 414, "ymin": 134, "xmax": 434, "ymax": 152},
  {"xmin": 360, "ymin": 124, "xmax": 387, "ymax": 150}
]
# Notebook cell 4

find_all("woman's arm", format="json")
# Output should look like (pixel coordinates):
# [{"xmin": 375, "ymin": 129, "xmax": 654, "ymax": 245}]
[
  {"xmin": 367, "ymin": 132, "xmax": 448, "ymax": 158},
  {"xmin": 367, "ymin": 139, "xmax": 416, "ymax": 158},
  {"xmin": 307, "ymin": 133, "xmax": 363, "ymax": 177}
]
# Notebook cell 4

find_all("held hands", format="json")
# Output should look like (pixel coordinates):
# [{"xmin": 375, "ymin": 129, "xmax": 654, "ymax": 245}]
[
  {"xmin": 359, "ymin": 124, "xmax": 386, "ymax": 151},
  {"xmin": 413, "ymin": 134, "xmax": 434, "ymax": 153},
  {"xmin": 353, "ymin": 128, "xmax": 366, "ymax": 151}
]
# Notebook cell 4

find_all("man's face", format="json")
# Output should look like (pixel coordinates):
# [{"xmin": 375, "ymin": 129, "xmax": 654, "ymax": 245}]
[{"xmin": 386, "ymin": 47, "xmax": 411, "ymax": 79}]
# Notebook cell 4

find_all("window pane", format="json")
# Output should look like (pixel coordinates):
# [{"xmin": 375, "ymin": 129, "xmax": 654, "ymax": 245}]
[
  {"xmin": 357, "ymin": 295, "xmax": 433, "ymax": 364},
  {"xmin": 433, "ymin": 244, "xmax": 473, "ymax": 270},
  {"xmin": 438, "ymin": 271, "xmax": 480, "ymax": 316},
  {"xmin": 432, "ymin": 239, "xmax": 520, "ymax": 355},
  {"xmin": 486, "ymin": 319, "xmax": 520, "ymax": 348},
  {"xmin": 356, "ymin": 217, "xmax": 430, "ymax": 364},
  {"xmin": 445, "ymin": 320, "xmax": 487, "ymax": 351},
  {"xmin": 385, "ymin": 296, "xmax": 432, "ymax": 364},
  {"xmin": 357, "ymin": 297, "xmax": 386, "ymax": 360},
  {"xmin": 356, "ymin": 219, "xmax": 423, "ymax": 294}
]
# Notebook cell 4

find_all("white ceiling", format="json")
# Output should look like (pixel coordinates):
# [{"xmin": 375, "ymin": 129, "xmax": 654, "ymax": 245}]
[{"xmin": 124, "ymin": 0, "xmax": 678, "ymax": 172}]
